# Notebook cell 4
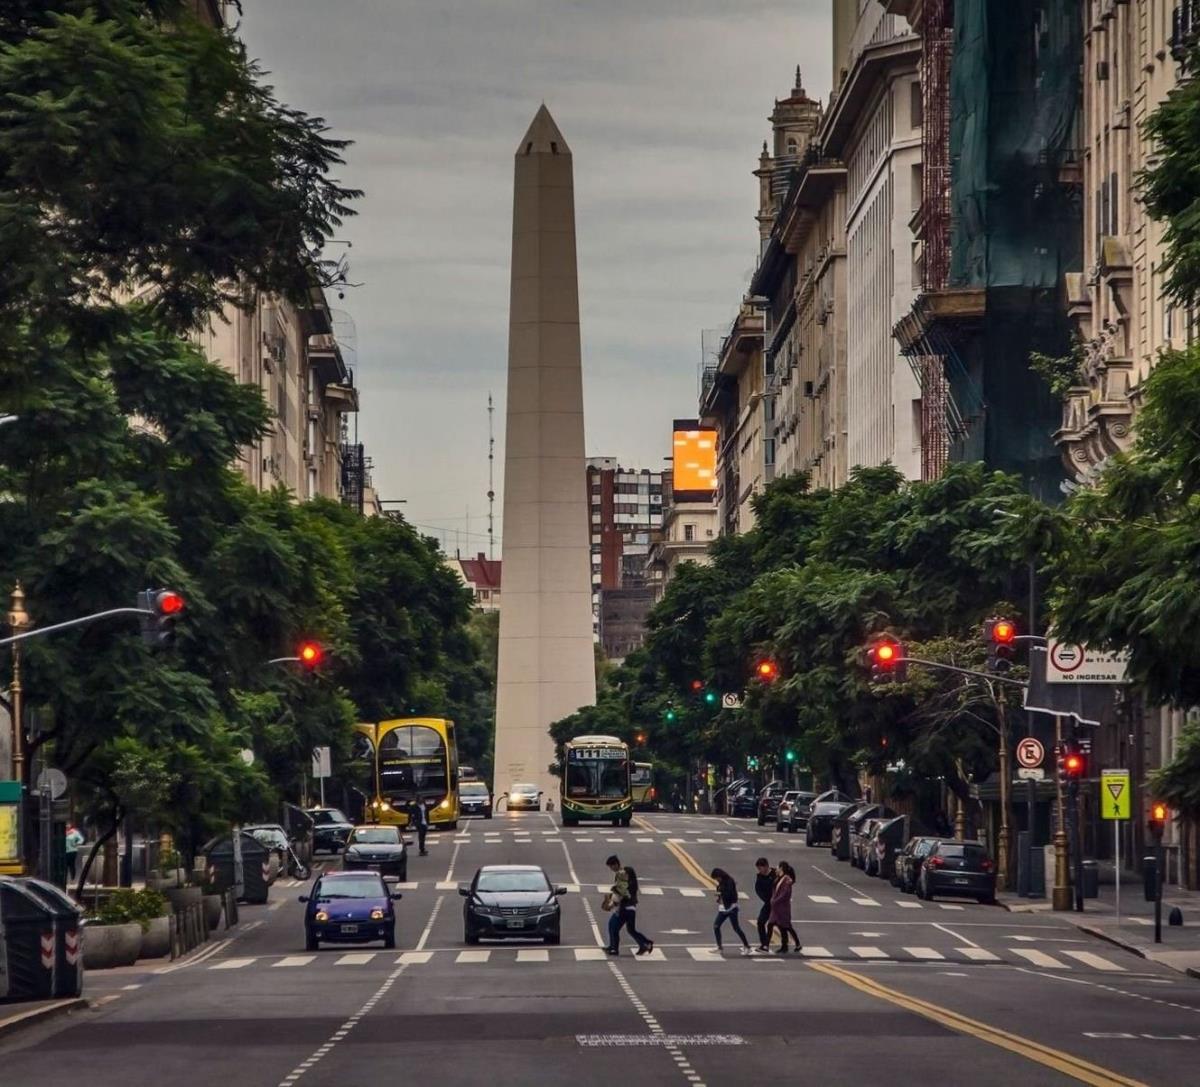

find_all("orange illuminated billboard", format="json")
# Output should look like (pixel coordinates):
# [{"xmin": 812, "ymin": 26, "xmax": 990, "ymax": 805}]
[{"xmin": 672, "ymin": 424, "xmax": 717, "ymax": 498}]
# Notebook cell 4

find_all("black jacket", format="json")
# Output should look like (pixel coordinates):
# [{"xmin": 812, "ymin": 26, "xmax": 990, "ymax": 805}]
[
  {"xmin": 754, "ymin": 869, "xmax": 778, "ymax": 905},
  {"xmin": 716, "ymin": 876, "xmax": 738, "ymax": 909}
]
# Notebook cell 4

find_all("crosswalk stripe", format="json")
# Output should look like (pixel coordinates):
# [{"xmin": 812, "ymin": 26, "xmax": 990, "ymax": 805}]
[
  {"xmin": 1012, "ymin": 948, "xmax": 1069, "ymax": 969},
  {"xmin": 628, "ymin": 948, "xmax": 666, "ymax": 961},
  {"xmin": 938, "ymin": 904, "xmax": 965, "ymax": 911},
  {"xmin": 398, "ymin": 882, "xmax": 418, "ymax": 890},
  {"xmin": 801, "ymin": 946, "xmax": 833, "ymax": 958},
  {"xmin": 210, "ymin": 958, "xmax": 254, "ymax": 970},
  {"xmin": 456, "ymin": 950, "xmax": 490, "ymax": 963},
  {"xmin": 273, "ymin": 956, "xmax": 316, "ymax": 968},
  {"xmin": 757, "ymin": 839, "xmax": 773, "ymax": 843},
  {"xmin": 852, "ymin": 897, "xmax": 880, "ymax": 907},
  {"xmin": 397, "ymin": 951, "xmax": 433, "ymax": 964},
  {"xmin": 516, "ymin": 949, "xmax": 549, "ymax": 963},
  {"xmin": 576, "ymin": 838, "xmax": 594, "ymax": 842},
  {"xmin": 336, "ymin": 953, "xmax": 376, "ymax": 966},
  {"xmin": 641, "ymin": 886, "xmax": 664, "ymax": 895},
  {"xmin": 958, "ymin": 947, "xmax": 1000, "ymax": 962},
  {"xmin": 435, "ymin": 881, "xmax": 458, "ymax": 890},
  {"xmin": 679, "ymin": 888, "xmax": 705, "ymax": 897},
  {"xmin": 809, "ymin": 895, "xmax": 836, "ymax": 904},
  {"xmin": 895, "ymin": 900, "xmax": 922, "ymax": 908},
  {"xmin": 850, "ymin": 946, "xmax": 888, "ymax": 959},
  {"xmin": 903, "ymin": 947, "xmax": 944, "ymax": 960},
  {"xmin": 687, "ymin": 948, "xmax": 722, "ymax": 962},
  {"xmin": 637, "ymin": 838, "xmax": 653, "ymax": 843},
  {"xmin": 728, "ymin": 838, "xmax": 747, "ymax": 844},
  {"xmin": 574, "ymin": 948, "xmax": 608, "ymax": 961},
  {"xmin": 565, "ymin": 883, "xmax": 581, "ymax": 893},
  {"xmin": 697, "ymin": 837, "xmax": 715, "ymax": 843},
  {"xmin": 1061, "ymin": 950, "xmax": 1125, "ymax": 972}
]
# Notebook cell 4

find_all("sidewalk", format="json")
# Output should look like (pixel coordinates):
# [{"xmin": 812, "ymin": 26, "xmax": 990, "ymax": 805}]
[
  {"xmin": 0, "ymin": 998, "xmax": 89, "ymax": 1041},
  {"xmin": 999, "ymin": 872, "xmax": 1200, "ymax": 979}
]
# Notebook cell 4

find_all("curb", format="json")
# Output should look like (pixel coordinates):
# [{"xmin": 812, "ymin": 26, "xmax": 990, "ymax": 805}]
[
  {"xmin": 1075, "ymin": 923, "xmax": 1150, "ymax": 961},
  {"xmin": 0, "ymin": 998, "xmax": 89, "ymax": 1042}
]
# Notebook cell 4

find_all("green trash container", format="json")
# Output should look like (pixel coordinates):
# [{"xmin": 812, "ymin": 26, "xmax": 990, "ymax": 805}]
[{"xmin": 0, "ymin": 876, "xmax": 83, "ymax": 1001}]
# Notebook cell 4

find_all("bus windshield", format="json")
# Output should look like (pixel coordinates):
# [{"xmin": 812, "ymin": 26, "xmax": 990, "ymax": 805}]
[
  {"xmin": 379, "ymin": 725, "xmax": 448, "ymax": 799},
  {"xmin": 566, "ymin": 756, "xmax": 628, "ymax": 799}
]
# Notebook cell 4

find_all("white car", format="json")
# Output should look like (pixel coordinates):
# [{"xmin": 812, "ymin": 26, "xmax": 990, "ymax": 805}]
[{"xmin": 506, "ymin": 783, "xmax": 542, "ymax": 812}]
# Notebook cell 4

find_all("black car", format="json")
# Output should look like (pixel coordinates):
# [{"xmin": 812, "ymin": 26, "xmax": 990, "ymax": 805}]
[
  {"xmin": 916, "ymin": 840, "xmax": 997, "ymax": 904},
  {"xmin": 728, "ymin": 782, "xmax": 758, "ymax": 818},
  {"xmin": 894, "ymin": 836, "xmax": 944, "ymax": 893},
  {"xmin": 805, "ymin": 800, "xmax": 854, "ymax": 846},
  {"xmin": 342, "ymin": 824, "xmax": 408, "ymax": 880},
  {"xmin": 306, "ymin": 807, "xmax": 354, "ymax": 854},
  {"xmin": 460, "ymin": 865, "xmax": 566, "ymax": 945},
  {"xmin": 459, "ymin": 781, "xmax": 493, "ymax": 819},
  {"xmin": 300, "ymin": 871, "xmax": 402, "ymax": 950},
  {"xmin": 756, "ymin": 782, "xmax": 786, "ymax": 825}
]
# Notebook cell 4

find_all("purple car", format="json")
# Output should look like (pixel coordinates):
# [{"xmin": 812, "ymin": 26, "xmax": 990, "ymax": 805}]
[{"xmin": 300, "ymin": 871, "xmax": 401, "ymax": 950}]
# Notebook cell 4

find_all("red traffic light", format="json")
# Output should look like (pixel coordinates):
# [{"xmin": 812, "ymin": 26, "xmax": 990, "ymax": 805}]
[
  {"xmin": 155, "ymin": 590, "xmax": 185, "ymax": 616},
  {"xmin": 690, "ymin": 679, "xmax": 704, "ymax": 692},
  {"xmin": 876, "ymin": 643, "xmax": 896, "ymax": 662},
  {"xmin": 298, "ymin": 642, "xmax": 323, "ymax": 668},
  {"xmin": 992, "ymin": 620, "xmax": 1016, "ymax": 644},
  {"xmin": 756, "ymin": 660, "xmax": 779, "ymax": 681},
  {"xmin": 1064, "ymin": 753, "xmax": 1084, "ymax": 776}
]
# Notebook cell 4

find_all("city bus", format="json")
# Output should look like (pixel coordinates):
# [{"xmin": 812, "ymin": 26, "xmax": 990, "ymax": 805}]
[
  {"xmin": 354, "ymin": 718, "xmax": 460, "ymax": 831},
  {"xmin": 631, "ymin": 762, "xmax": 656, "ymax": 810},
  {"xmin": 560, "ymin": 735, "xmax": 632, "ymax": 827}
]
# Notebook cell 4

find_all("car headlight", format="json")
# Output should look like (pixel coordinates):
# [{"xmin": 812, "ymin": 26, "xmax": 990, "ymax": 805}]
[
  {"xmin": 537, "ymin": 904, "xmax": 558, "ymax": 916},
  {"xmin": 315, "ymin": 910, "xmax": 329, "ymax": 922},
  {"xmin": 370, "ymin": 909, "xmax": 385, "ymax": 920},
  {"xmin": 438, "ymin": 799, "xmax": 450, "ymax": 810}
]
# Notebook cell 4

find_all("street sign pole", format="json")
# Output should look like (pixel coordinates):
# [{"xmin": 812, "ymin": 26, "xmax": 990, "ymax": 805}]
[
  {"xmin": 1115, "ymin": 819, "xmax": 1120, "ymax": 928},
  {"xmin": 1100, "ymin": 769, "xmax": 1130, "ymax": 926}
]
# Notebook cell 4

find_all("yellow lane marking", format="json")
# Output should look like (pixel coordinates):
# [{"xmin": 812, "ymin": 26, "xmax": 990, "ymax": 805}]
[
  {"xmin": 664, "ymin": 840, "xmax": 715, "ymax": 890},
  {"xmin": 808, "ymin": 961, "xmax": 1147, "ymax": 1087},
  {"xmin": 632, "ymin": 815, "xmax": 656, "ymax": 833}
]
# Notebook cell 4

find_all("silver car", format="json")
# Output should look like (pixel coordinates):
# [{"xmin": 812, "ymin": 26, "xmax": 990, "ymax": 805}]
[{"xmin": 506, "ymin": 783, "xmax": 542, "ymax": 812}]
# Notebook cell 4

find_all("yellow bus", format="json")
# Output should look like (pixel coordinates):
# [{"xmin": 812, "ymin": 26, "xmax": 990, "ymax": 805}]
[
  {"xmin": 561, "ymin": 735, "xmax": 632, "ymax": 827},
  {"xmin": 354, "ymin": 718, "xmax": 460, "ymax": 831},
  {"xmin": 631, "ymin": 762, "xmax": 656, "ymax": 810}
]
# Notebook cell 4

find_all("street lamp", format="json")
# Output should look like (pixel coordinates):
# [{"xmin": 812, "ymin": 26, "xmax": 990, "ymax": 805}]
[{"xmin": 7, "ymin": 583, "xmax": 29, "ymax": 785}]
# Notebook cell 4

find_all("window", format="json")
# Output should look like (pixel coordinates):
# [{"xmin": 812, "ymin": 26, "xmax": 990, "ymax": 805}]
[
  {"xmin": 910, "ymin": 81, "xmax": 923, "ymax": 128},
  {"xmin": 683, "ymin": 523, "xmax": 696, "ymax": 542}
]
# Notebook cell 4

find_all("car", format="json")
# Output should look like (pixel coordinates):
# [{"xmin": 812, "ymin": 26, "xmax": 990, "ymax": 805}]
[
  {"xmin": 299, "ymin": 871, "xmax": 402, "ymax": 950},
  {"xmin": 505, "ymin": 783, "xmax": 542, "ymax": 812},
  {"xmin": 306, "ymin": 807, "xmax": 354, "ymax": 853},
  {"xmin": 243, "ymin": 823, "xmax": 310, "ymax": 879},
  {"xmin": 895, "ymin": 836, "xmax": 944, "ymax": 893},
  {"xmin": 916, "ymin": 840, "xmax": 997, "ymax": 904},
  {"xmin": 459, "ymin": 781, "xmax": 493, "ymax": 819},
  {"xmin": 783, "ymin": 791, "xmax": 820, "ymax": 833},
  {"xmin": 459, "ymin": 864, "xmax": 567, "ymax": 944},
  {"xmin": 869, "ymin": 815, "xmax": 909, "ymax": 880},
  {"xmin": 756, "ymin": 782, "xmax": 786, "ymax": 825},
  {"xmin": 776, "ymin": 791, "xmax": 815, "ymax": 832},
  {"xmin": 850, "ymin": 817, "xmax": 883, "ymax": 869},
  {"xmin": 805, "ymin": 800, "xmax": 855, "ymax": 846},
  {"xmin": 342, "ymin": 824, "xmax": 409, "ymax": 880},
  {"xmin": 813, "ymin": 788, "xmax": 855, "ymax": 805},
  {"xmin": 727, "ymin": 782, "xmax": 758, "ymax": 818}
]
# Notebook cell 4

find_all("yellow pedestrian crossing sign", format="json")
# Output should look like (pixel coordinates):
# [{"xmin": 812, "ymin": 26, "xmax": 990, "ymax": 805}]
[{"xmin": 1101, "ymin": 769, "xmax": 1131, "ymax": 820}]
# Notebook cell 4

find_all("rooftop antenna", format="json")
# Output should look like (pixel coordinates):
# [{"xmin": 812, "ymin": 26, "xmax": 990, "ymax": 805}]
[{"xmin": 487, "ymin": 392, "xmax": 496, "ymax": 560}]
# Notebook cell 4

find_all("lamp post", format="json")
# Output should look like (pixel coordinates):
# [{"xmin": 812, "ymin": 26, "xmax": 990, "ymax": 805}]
[
  {"xmin": 1052, "ymin": 714, "xmax": 1072, "ymax": 910},
  {"xmin": 7, "ymin": 583, "xmax": 30, "ymax": 785}
]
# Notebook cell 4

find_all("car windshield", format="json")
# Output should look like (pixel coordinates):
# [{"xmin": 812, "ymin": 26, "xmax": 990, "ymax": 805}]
[
  {"xmin": 476, "ymin": 870, "xmax": 550, "ymax": 893},
  {"xmin": 782, "ymin": 792, "xmax": 800, "ymax": 801},
  {"xmin": 352, "ymin": 828, "xmax": 399, "ymax": 844},
  {"xmin": 461, "ymin": 784, "xmax": 489, "ymax": 796},
  {"xmin": 513, "ymin": 784, "xmax": 537, "ymax": 793},
  {"xmin": 311, "ymin": 810, "xmax": 348, "ymax": 826},
  {"xmin": 316, "ymin": 876, "xmax": 383, "ymax": 900}
]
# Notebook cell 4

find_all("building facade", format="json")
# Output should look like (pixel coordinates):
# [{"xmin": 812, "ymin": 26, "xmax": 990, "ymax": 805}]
[
  {"xmin": 447, "ymin": 552, "xmax": 502, "ymax": 612},
  {"xmin": 646, "ymin": 472, "xmax": 719, "ymax": 598}
]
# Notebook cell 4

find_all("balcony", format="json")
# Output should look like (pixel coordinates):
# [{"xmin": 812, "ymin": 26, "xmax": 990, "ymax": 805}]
[{"xmin": 307, "ymin": 332, "xmax": 349, "ymax": 386}]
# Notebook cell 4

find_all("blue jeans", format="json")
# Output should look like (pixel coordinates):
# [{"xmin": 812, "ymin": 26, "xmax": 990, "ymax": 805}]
[{"xmin": 608, "ymin": 905, "xmax": 649, "ymax": 951}]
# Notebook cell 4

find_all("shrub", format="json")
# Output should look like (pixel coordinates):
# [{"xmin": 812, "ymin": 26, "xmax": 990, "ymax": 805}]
[{"xmin": 88, "ymin": 889, "xmax": 169, "ymax": 932}]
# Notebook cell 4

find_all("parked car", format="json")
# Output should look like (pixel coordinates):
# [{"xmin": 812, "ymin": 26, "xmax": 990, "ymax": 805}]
[
  {"xmin": 756, "ymin": 781, "xmax": 787, "ymax": 825},
  {"xmin": 459, "ymin": 864, "xmax": 566, "ymax": 944},
  {"xmin": 299, "ymin": 870, "xmax": 402, "ymax": 950},
  {"xmin": 916, "ymin": 840, "xmax": 997, "ymax": 904},
  {"xmin": 774, "ymin": 791, "xmax": 805, "ymax": 832},
  {"xmin": 728, "ymin": 782, "xmax": 758, "ymax": 818},
  {"xmin": 868, "ymin": 816, "xmax": 909, "ymax": 879},
  {"xmin": 306, "ymin": 807, "xmax": 354, "ymax": 854},
  {"xmin": 776, "ymin": 791, "xmax": 817, "ymax": 832},
  {"xmin": 812, "ymin": 788, "xmax": 855, "ymax": 805},
  {"xmin": 342, "ymin": 824, "xmax": 409, "ymax": 881},
  {"xmin": 459, "ymin": 781, "xmax": 493, "ymax": 819},
  {"xmin": 850, "ymin": 817, "xmax": 883, "ymax": 869},
  {"xmin": 806, "ymin": 800, "xmax": 855, "ymax": 847},
  {"xmin": 505, "ymin": 783, "xmax": 542, "ymax": 812},
  {"xmin": 894, "ymin": 836, "xmax": 944, "ymax": 893}
]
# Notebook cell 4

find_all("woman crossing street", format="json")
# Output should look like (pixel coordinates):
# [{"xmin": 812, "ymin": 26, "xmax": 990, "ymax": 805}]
[
  {"xmin": 710, "ymin": 868, "xmax": 752, "ymax": 956},
  {"xmin": 769, "ymin": 860, "xmax": 802, "ymax": 954}
]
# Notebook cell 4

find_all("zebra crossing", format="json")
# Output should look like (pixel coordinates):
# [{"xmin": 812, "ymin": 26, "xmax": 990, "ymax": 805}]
[{"xmin": 197, "ymin": 943, "xmax": 1131, "ymax": 973}]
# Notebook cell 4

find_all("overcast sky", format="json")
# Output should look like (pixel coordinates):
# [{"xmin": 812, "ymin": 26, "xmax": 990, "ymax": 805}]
[{"xmin": 239, "ymin": 0, "xmax": 830, "ymax": 552}]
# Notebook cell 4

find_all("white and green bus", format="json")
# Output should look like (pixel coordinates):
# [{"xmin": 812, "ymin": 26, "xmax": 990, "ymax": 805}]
[{"xmin": 560, "ymin": 735, "xmax": 632, "ymax": 827}]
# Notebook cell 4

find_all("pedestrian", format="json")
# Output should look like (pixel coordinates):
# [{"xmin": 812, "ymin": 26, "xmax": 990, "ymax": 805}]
[
  {"xmin": 753, "ymin": 856, "xmax": 778, "ymax": 951},
  {"xmin": 603, "ymin": 855, "xmax": 653, "ymax": 956},
  {"xmin": 408, "ymin": 793, "xmax": 429, "ymax": 856},
  {"xmin": 710, "ymin": 868, "xmax": 751, "ymax": 956},
  {"xmin": 769, "ymin": 860, "xmax": 801, "ymax": 954},
  {"xmin": 65, "ymin": 824, "xmax": 84, "ymax": 882}
]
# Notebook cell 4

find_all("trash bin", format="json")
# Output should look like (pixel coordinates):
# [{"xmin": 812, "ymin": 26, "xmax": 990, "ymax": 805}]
[
  {"xmin": 1143, "ymin": 855, "xmax": 1158, "ymax": 902},
  {"xmin": 1080, "ymin": 860, "xmax": 1099, "ymax": 899},
  {"xmin": 0, "ymin": 876, "xmax": 84, "ymax": 1002},
  {"xmin": 204, "ymin": 832, "xmax": 271, "ymax": 905}
]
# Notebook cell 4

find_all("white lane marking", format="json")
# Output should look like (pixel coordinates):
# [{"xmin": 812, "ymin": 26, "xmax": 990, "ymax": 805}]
[
  {"xmin": 575, "ymin": 948, "xmax": 608, "ymax": 961},
  {"xmin": 641, "ymin": 886, "xmax": 664, "ymax": 895},
  {"xmin": 121, "ymin": 983, "xmax": 143, "ymax": 990},
  {"xmin": 155, "ymin": 937, "xmax": 233, "ymax": 973},
  {"xmin": 687, "ymin": 948, "xmax": 723, "ymax": 962},
  {"xmin": 560, "ymin": 838, "xmax": 604, "ymax": 948},
  {"xmin": 679, "ymin": 888, "xmax": 705, "ymax": 898},
  {"xmin": 852, "ymin": 898, "xmax": 880, "ymax": 907},
  {"xmin": 809, "ymin": 865, "xmax": 867, "ymax": 896},
  {"xmin": 637, "ymin": 838, "xmax": 654, "ymax": 843},
  {"xmin": 336, "ymin": 953, "xmax": 376, "ymax": 966},
  {"xmin": 546, "ymin": 838, "xmax": 562, "ymax": 843},
  {"xmin": 895, "ymin": 901, "xmax": 922, "ymax": 909},
  {"xmin": 435, "ymin": 881, "xmax": 458, "ymax": 890},
  {"xmin": 850, "ymin": 947, "xmax": 888, "ymax": 959},
  {"xmin": 809, "ymin": 895, "xmax": 837, "ymax": 904},
  {"xmin": 397, "ymin": 882, "xmax": 418, "ymax": 890},
  {"xmin": 273, "ymin": 956, "xmax": 317, "ymax": 968},
  {"xmin": 958, "ymin": 948, "xmax": 1000, "ymax": 962},
  {"xmin": 1012, "ymin": 948, "xmax": 1070, "ymax": 969},
  {"xmin": 444, "ymin": 841, "xmax": 461, "ymax": 882},
  {"xmin": 801, "ymin": 947, "xmax": 833, "ymax": 958},
  {"xmin": 456, "ymin": 950, "xmax": 490, "ymax": 963},
  {"xmin": 397, "ymin": 951, "xmax": 433, "ymax": 964},
  {"xmin": 1061, "ymin": 950, "xmax": 1126, "ymax": 972},
  {"xmin": 210, "ymin": 958, "xmax": 255, "ymax": 970},
  {"xmin": 728, "ymin": 839, "xmax": 747, "ymax": 844},
  {"xmin": 697, "ymin": 838, "xmax": 715, "ymax": 843},
  {"xmin": 577, "ymin": 838, "xmax": 594, "ymax": 843},
  {"xmin": 628, "ymin": 948, "xmax": 666, "ymax": 961},
  {"xmin": 903, "ymin": 947, "xmax": 944, "ymax": 960},
  {"xmin": 274, "ymin": 963, "xmax": 409, "ymax": 1086},
  {"xmin": 415, "ymin": 895, "xmax": 444, "ymax": 951},
  {"xmin": 606, "ymin": 962, "xmax": 706, "ymax": 1084},
  {"xmin": 938, "ymin": 904, "xmax": 965, "ymax": 911},
  {"xmin": 517, "ymin": 948, "xmax": 549, "ymax": 963},
  {"xmin": 932, "ymin": 922, "xmax": 980, "ymax": 949}
]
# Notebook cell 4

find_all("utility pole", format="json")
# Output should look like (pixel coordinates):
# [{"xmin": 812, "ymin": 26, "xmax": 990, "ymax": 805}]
[
  {"xmin": 7, "ymin": 583, "xmax": 30, "ymax": 786},
  {"xmin": 487, "ymin": 392, "xmax": 496, "ymax": 561}
]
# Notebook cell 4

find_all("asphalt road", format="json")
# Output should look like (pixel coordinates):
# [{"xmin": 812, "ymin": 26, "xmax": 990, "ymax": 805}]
[{"xmin": 3, "ymin": 812, "xmax": 1198, "ymax": 1086}]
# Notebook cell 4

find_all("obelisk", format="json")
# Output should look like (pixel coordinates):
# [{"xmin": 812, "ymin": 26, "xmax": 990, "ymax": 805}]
[{"xmin": 492, "ymin": 106, "xmax": 596, "ymax": 804}]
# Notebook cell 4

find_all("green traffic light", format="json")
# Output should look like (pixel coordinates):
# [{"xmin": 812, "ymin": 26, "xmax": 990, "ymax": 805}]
[
  {"xmin": 665, "ymin": 708, "xmax": 676, "ymax": 722},
  {"xmin": 704, "ymin": 691, "xmax": 717, "ymax": 705},
  {"xmin": 785, "ymin": 750, "xmax": 795, "ymax": 762}
]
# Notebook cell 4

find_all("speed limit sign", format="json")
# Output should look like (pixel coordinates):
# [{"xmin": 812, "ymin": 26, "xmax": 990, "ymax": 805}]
[{"xmin": 1016, "ymin": 737, "xmax": 1045, "ymax": 769}]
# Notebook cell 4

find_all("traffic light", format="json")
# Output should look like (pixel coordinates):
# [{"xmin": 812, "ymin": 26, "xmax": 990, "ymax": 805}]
[
  {"xmin": 755, "ymin": 659, "xmax": 779, "ymax": 683},
  {"xmin": 1149, "ymin": 801, "xmax": 1168, "ymax": 839},
  {"xmin": 138, "ymin": 588, "xmax": 185, "ymax": 647},
  {"xmin": 297, "ymin": 641, "xmax": 324, "ymax": 670},
  {"xmin": 634, "ymin": 731, "xmax": 647, "ymax": 746},
  {"xmin": 785, "ymin": 749, "xmax": 796, "ymax": 763},
  {"xmin": 664, "ymin": 705, "xmax": 677, "ymax": 723},
  {"xmin": 690, "ymin": 679, "xmax": 704, "ymax": 693},
  {"xmin": 866, "ymin": 638, "xmax": 906, "ymax": 684},
  {"xmin": 704, "ymin": 690, "xmax": 718, "ymax": 706},
  {"xmin": 984, "ymin": 617, "xmax": 1017, "ymax": 674}
]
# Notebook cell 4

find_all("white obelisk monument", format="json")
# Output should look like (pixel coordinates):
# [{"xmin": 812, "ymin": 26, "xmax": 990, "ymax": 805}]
[{"xmin": 492, "ymin": 106, "xmax": 596, "ymax": 803}]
